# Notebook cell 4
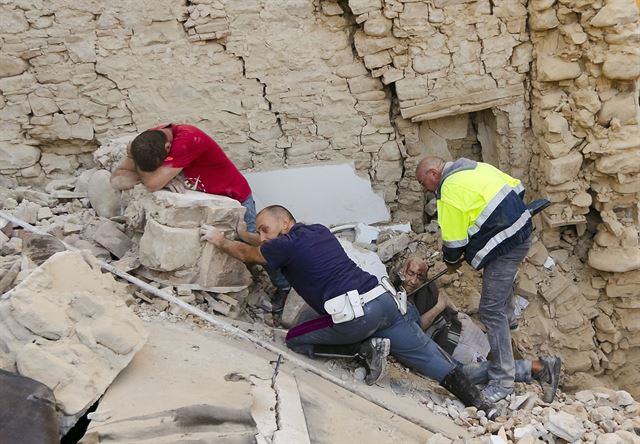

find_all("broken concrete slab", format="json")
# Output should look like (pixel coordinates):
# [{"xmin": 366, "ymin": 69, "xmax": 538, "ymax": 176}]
[
  {"xmin": 80, "ymin": 321, "xmax": 281, "ymax": 443},
  {"xmin": 0, "ymin": 251, "xmax": 147, "ymax": 434},
  {"xmin": 245, "ymin": 163, "xmax": 391, "ymax": 226},
  {"xmin": 272, "ymin": 370, "xmax": 311, "ymax": 444}
]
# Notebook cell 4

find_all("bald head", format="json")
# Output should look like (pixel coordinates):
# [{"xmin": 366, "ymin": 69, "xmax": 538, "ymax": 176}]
[
  {"xmin": 255, "ymin": 205, "xmax": 296, "ymax": 244},
  {"xmin": 258, "ymin": 205, "xmax": 296, "ymax": 224},
  {"xmin": 401, "ymin": 255, "xmax": 429, "ymax": 293},
  {"xmin": 416, "ymin": 156, "xmax": 445, "ymax": 193}
]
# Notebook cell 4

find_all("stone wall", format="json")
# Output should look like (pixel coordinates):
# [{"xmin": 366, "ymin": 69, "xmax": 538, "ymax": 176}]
[
  {"xmin": 526, "ymin": 0, "xmax": 640, "ymax": 396},
  {"xmin": 0, "ymin": 0, "xmax": 535, "ymax": 228},
  {"xmin": 1, "ymin": 0, "xmax": 640, "ymax": 394}
]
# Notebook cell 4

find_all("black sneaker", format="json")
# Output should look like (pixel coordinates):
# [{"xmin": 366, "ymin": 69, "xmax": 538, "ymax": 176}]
[
  {"xmin": 358, "ymin": 338, "xmax": 391, "ymax": 386},
  {"xmin": 509, "ymin": 321, "xmax": 519, "ymax": 332},
  {"xmin": 533, "ymin": 355, "xmax": 561, "ymax": 403}
]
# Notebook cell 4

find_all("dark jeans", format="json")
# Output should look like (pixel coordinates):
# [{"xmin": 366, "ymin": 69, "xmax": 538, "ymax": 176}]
[
  {"xmin": 480, "ymin": 234, "xmax": 532, "ymax": 388},
  {"xmin": 286, "ymin": 292, "xmax": 456, "ymax": 383}
]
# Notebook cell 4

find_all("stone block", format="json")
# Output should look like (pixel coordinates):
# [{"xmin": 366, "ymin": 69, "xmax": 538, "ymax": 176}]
[
  {"xmin": 588, "ymin": 246, "xmax": 640, "ymax": 273},
  {"xmin": 598, "ymin": 93, "xmax": 638, "ymax": 125},
  {"xmin": 40, "ymin": 153, "xmax": 79, "ymax": 175},
  {"xmin": 0, "ymin": 55, "xmax": 28, "ymax": 78},
  {"xmin": 539, "ymin": 273, "xmax": 569, "ymax": 303},
  {"xmin": 353, "ymin": 30, "xmax": 400, "ymax": 56},
  {"xmin": 376, "ymin": 232, "xmax": 410, "ymax": 262},
  {"xmin": 0, "ymin": 251, "xmax": 147, "ymax": 434},
  {"xmin": 127, "ymin": 189, "xmax": 252, "ymax": 290},
  {"xmin": 92, "ymin": 219, "xmax": 133, "ymax": 259},
  {"xmin": 139, "ymin": 218, "xmax": 201, "ymax": 271},
  {"xmin": 347, "ymin": 75, "xmax": 384, "ymax": 94},
  {"xmin": 0, "ymin": 143, "xmax": 40, "ymax": 170},
  {"xmin": 349, "ymin": 0, "xmax": 382, "ymax": 16},
  {"xmin": 529, "ymin": 9, "xmax": 559, "ymax": 31},
  {"xmin": 602, "ymin": 53, "xmax": 640, "ymax": 80},
  {"xmin": 88, "ymin": 170, "xmax": 121, "ymax": 218},
  {"xmin": 541, "ymin": 151, "xmax": 583, "ymax": 185},
  {"xmin": 537, "ymin": 55, "xmax": 581, "ymax": 82},
  {"xmin": 590, "ymin": 0, "xmax": 638, "ymax": 27},
  {"xmin": 595, "ymin": 149, "xmax": 640, "ymax": 175},
  {"xmin": 364, "ymin": 16, "xmax": 392, "ymax": 37}
]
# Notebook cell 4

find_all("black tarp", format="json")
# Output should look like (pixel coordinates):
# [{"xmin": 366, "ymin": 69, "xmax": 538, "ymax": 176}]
[{"xmin": 0, "ymin": 368, "xmax": 59, "ymax": 444}]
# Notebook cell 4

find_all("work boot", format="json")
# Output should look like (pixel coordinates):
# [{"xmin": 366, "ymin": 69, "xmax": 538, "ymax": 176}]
[
  {"xmin": 533, "ymin": 355, "xmax": 561, "ymax": 403},
  {"xmin": 358, "ymin": 337, "xmax": 391, "ymax": 386},
  {"xmin": 440, "ymin": 366, "xmax": 498, "ymax": 419},
  {"xmin": 481, "ymin": 382, "xmax": 513, "ymax": 403}
]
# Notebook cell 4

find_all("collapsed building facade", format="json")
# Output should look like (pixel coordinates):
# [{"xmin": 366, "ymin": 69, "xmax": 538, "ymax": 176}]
[{"xmin": 0, "ymin": 0, "xmax": 639, "ymax": 403}]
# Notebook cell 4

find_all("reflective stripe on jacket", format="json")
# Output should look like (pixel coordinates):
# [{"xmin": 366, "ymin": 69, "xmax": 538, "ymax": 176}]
[{"xmin": 436, "ymin": 158, "xmax": 532, "ymax": 269}]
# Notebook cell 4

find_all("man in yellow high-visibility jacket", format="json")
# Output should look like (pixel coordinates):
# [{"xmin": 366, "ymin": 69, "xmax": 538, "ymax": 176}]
[{"xmin": 416, "ymin": 156, "xmax": 536, "ymax": 402}]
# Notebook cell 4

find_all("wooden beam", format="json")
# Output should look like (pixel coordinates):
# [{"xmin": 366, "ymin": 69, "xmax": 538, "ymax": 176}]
[{"xmin": 401, "ymin": 83, "xmax": 525, "ymax": 121}]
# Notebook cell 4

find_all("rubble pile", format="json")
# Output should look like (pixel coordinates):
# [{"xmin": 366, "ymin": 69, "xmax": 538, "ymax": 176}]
[{"xmin": 0, "ymin": 251, "xmax": 147, "ymax": 434}]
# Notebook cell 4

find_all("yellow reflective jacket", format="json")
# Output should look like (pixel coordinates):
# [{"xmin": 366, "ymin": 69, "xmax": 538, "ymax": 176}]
[{"xmin": 436, "ymin": 159, "xmax": 532, "ymax": 269}]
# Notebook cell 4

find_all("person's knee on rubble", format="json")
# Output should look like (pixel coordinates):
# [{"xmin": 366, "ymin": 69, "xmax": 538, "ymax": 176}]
[
  {"xmin": 396, "ymin": 255, "xmax": 561, "ymax": 403},
  {"xmin": 415, "ymin": 156, "xmax": 560, "ymax": 402},
  {"xmin": 200, "ymin": 205, "xmax": 498, "ymax": 415},
  {"xmin": 110, "ymin": 123, "xmax": 291, "ymax": 306}
]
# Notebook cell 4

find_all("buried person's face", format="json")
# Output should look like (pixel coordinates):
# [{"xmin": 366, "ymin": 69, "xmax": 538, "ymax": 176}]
[
  {"xmin": 401, "ymin": 259, "xmax": 428, "ymax": 293},
  {"xmin": 256, "ymin": 212, "xmax": 289, "ymax": 244}
]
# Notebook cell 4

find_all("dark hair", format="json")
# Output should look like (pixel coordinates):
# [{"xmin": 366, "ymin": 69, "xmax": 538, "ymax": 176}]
[
  {"xmin": 259, "ymin": 205, "xmax": 296, "ymax": 223},
  {"xmin": 130, "ymin": 130, "xmax": 168, "ymax": 172}
]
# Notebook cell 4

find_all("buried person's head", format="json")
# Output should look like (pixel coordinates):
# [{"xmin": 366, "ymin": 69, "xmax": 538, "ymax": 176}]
[
  {"xmin": 130, "ymin": 130, "xmax": 170, "ymax": 172},
  {"xmin": 256, "ymin": 205, "xmax": 296, "ymax": 244},
  {"xmin": 399, "ymin": 256, "xmax": 429, "ymax": 293}
]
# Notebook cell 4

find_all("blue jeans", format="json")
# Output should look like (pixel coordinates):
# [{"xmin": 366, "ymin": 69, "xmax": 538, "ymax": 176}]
[
  {"xmin": 480, "ymin": 234, "xmax": 532, "ymax": 388},
  {"xmin": 405, "ymin": 303, "xmax": 533, "ymax": 385},
  {"xmin": 463, "ymin": 360, "xmax": 532, "ymax": 385},
  {"xmin": 241, "ymin": 195, "xmax": 290, "ymax": 291},
  {"xmin": 286, "ymin": 292, "xmax": 456, "ymax": 383}
]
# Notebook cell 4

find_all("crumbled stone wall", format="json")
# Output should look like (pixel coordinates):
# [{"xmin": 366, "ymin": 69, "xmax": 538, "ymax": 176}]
[
  {"xmin": 0, "ymin": 0, "xmax": 534, "ymax": 227},
  {"xmin": 525, "ymin": 0, "xmax": 640, "ymax": 396},
  {"xmin": 1, "ymin": 0, "xmax": 640, "ymax": 394}
]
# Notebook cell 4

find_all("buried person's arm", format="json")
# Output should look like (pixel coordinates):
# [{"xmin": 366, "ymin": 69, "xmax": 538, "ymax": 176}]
[
  {"xmin": 200, "ymin": 225, "xmax": 267, "ymax": 265},
  {"xmin": 418, "ymin": 286, "xmax": 450, "ymax": 330}
]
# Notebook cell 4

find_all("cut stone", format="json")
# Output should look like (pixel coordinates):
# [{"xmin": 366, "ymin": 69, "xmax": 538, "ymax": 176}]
[
  {"xmin": 537, "ymin": 56, "xmax": 581, "ymax": 82},
  {"xmin": 0, "ymin": 251, "xmax": 147, "ymax": 434},
  {"xmin": 541, "ymin": 151, "xmax": 583, "ymax": 185},
  {"xmin": 88, "ymin": 170, "xmax": 121, "ymax": 218},
  {"xmin": 92, "ymin": 219, "xmax": 133, "ymax": 259},
  {"xmin": 127, "ymin": 188, "xmax": 252, "ymax": 290}
]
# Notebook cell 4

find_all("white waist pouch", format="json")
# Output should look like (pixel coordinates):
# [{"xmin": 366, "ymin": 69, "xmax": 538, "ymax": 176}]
[{"xmin": 324, "ymin": 290, "xmax": 365, "ymax": 324}]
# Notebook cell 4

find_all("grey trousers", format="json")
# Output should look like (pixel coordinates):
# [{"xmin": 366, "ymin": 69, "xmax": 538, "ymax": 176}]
[{"xmin": 479, "ymin": 235, "xmax": 532, "ymax": 388}]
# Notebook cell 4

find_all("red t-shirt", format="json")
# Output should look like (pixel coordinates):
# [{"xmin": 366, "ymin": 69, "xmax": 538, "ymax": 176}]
[{"xmin": 157, "ymin": 124, "xmax": 251, "ymax": 202}]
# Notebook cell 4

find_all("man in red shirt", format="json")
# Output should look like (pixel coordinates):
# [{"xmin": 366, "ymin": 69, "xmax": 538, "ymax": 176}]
[{"xmin": 111, "ymin": 124, "xmax": 290, "ymax": 307}]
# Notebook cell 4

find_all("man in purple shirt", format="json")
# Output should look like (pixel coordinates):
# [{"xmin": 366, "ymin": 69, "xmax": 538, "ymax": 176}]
[{"xmin": 200, "ymin": 205, "xmax": 496, "ymax": 414}]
